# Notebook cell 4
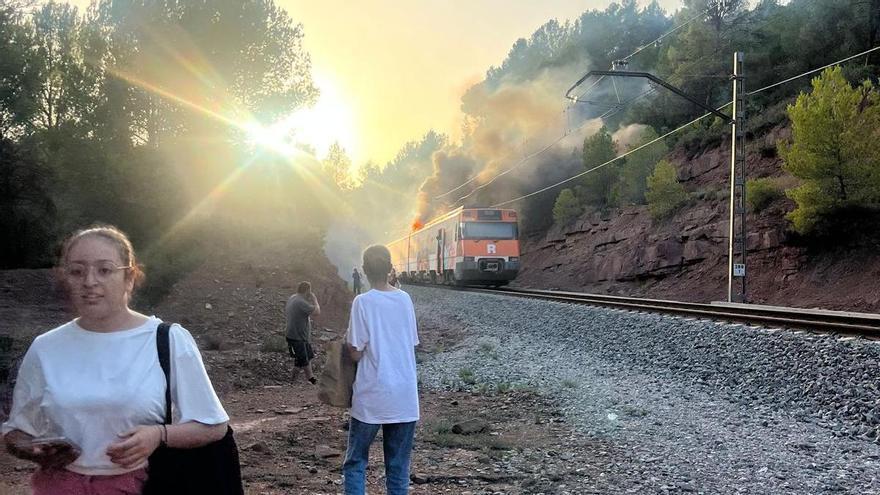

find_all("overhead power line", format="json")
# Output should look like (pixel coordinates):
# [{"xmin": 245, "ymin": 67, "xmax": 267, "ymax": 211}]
[
  {"xmin": 573, "ymin": 9, "xmax": 707, "ymax": 103},
  {"xmin": 488, "ymin": 45, "xmax": 880, "ymax": 209},
  {"xmin": 623, "ymin": 10, "xmax": 707, "ymax": 61},
  {"xmin": 746, "ymin": 45, "xmax": 880, "ymax": 95},
  {"xmin": 434, "ymin": 120, "xmax": 569, "ymax": 200},
  {"xmin": 450, "ymin": 86, "xmax": 659, "ymax": 203},
  {"xmin": 436, "ymin": 10, "xmax": 707, "ymax": 201},
  {"xmin": 489, "ymin": 107, "xmax": 725, "ymax": 208},
  {"xmin": 455, "ymin": 137, "xmax": 567, "ymax": 202}
]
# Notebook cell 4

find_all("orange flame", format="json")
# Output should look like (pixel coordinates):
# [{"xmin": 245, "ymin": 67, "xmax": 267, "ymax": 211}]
[{"xmin": 411, "ymin": 220, "xmax": 424, "ymax": 232}]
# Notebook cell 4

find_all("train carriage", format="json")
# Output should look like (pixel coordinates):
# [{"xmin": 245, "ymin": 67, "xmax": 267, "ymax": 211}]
[{"xmin": 388, "ymin": 207, "xmax": 520, "ymax": 286}]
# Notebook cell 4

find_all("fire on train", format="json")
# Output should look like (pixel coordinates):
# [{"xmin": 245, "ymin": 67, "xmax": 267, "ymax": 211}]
[{"xmin": 388, "ymin": 207, "xmax": 520, "ymax": 286}]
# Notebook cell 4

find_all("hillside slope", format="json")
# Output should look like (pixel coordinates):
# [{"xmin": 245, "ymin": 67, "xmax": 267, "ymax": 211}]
[{"xmin": 514, "ymin": 127, "xmax": 880, "ymax": 313}]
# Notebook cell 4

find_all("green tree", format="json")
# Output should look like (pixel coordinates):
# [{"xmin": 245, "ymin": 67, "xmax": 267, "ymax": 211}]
[
  {"xmin": 0, "ymin": 0, "xmax": 322, "ymax": 268},
  {"xmin": 578, "ymin": 126, "xmax": 620, "ymax": 209},
  {"xmin": 553, "ymin": 188, "xmax": 582, "ymax": 225},
  {"xmin": 646, "ymin": 160, "xmax": 687, "ymax": 219},
  {"xmin": 613, "ymin": 127, "xmax": 668, "ymax": 205},
  {"xmin": 358, "ymin": 130, "xmax": 446, "ymax": 191},
  {"xmin": 0, "ymin": 2, "xmax": 40, "ymax": 138},
  {"xmin": 779, "ymin": 67, "xmax": 880, "ymax": 233},
  {"xmin": 323, "ymin": 142, "xmax": 354, "ymax": 190},
  {"xmin": 28, "ymin": 2, "xmax": 93, "ymax": 132},
  {"xmin": 0, "ymin": 138, "xmax": 56, "ymax": 267}
]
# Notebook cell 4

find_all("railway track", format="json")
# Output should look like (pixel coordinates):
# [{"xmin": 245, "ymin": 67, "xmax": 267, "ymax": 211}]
[{"xmin": 407, "ymin": 283, "xmax": 880, "ymax": 337}]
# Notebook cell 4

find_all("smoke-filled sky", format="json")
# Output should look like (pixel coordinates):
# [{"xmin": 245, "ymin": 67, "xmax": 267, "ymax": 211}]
[
  {"xmin": 62, "ymin": 0, "xmax": 682, "ymax": 165},
  {"xmin": 284, "ymin": 0, "xmax": 683, "ymax": 166}
]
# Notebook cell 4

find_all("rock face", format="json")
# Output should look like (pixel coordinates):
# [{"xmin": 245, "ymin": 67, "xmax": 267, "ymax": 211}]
[
  {"xmin": 519, "ymin": 200, "xmax": 733, "ymax": 299},
  {"xmin": 515, "ymin": 129, "xmax": 880, "ymax": 313}
]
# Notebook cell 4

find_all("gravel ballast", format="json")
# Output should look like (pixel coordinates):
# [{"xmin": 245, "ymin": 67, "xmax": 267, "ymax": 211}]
[{"xmin": 410, "ymin": 285, "xmax": 880, "ymax": 494}]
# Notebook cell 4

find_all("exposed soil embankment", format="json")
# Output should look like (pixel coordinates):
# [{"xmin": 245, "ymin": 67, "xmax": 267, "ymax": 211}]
[
  {"xmin": 0, "ymin": 234, "xmax": 353, "ymax": 409},
  {"xmin": 515, "ymin": 127, "xmax": 880, "ymax": 313},
  {"xmin": 1, "ymin": 237, "xmax": 603, "ymax": 494}
]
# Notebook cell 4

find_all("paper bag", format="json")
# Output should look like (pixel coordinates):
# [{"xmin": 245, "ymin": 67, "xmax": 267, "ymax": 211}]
[{"xmin": 317, "ymin": 340, "xmax": 357, "ymax": 407}]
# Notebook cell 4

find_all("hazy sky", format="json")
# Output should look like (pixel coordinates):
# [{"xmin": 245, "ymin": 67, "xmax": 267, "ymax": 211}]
[{"xmin": 64, "ymin": 0, "xmax": 683, "ymax": 165}]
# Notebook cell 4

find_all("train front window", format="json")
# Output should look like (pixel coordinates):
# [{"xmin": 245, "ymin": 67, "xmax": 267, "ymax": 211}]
[{"xmin": 461, "ymin": 222, "xmax": 518, "ymax": 240}]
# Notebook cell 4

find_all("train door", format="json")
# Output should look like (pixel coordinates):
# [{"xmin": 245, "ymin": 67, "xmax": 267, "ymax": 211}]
[{"xmin": 436, "ymin": 228, "xmax": 445, "ymax": 277}]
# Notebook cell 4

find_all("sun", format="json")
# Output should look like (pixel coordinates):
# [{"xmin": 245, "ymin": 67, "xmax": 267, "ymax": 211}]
[{"xmin": 245, "ymin": 73, "xmax": 358, "ymax": 161}]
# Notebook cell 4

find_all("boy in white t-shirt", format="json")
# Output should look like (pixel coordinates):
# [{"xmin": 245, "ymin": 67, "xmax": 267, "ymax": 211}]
[{"xmin": 343, "ymin": 245, "xmax": 420, "ymax": 495}]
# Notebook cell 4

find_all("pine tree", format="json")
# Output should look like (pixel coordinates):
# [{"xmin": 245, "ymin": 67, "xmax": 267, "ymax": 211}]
[{"xmin": 779, "ymin": 67, "xmax": 880, "ymax": 233}]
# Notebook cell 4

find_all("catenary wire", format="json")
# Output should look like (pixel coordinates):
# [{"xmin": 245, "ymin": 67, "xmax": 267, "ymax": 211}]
[
  {"xmin": 746, "ymin": 45, "xmax": 880, "ymax": 96},
  {"xmin": 452, "ymin": 86, "xmax": 659, "ymax": 203},
  {"xmin": 488, "ymin": 44, "xmax": 880, "ymax": 208},
  {"xmin": 573, "ymin": 9, "xmax": 707, "ymax": 102},
  {"xmin": 436, "ymin": 10, "xmax": 709, "ymax": 201},
  {"xmin": 489, "ymin": 107, "xmax": 726, "ymax": 208}
]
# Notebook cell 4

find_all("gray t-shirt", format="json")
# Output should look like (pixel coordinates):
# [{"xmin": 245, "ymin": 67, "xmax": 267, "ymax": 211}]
[{"xmin": 285, "ymin": 294, "xmax": 316, "ymax": 341}]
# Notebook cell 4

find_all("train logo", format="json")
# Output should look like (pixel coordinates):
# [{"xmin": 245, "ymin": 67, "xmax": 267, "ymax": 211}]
[{"xmin": 388, "ymin": 207, "xmax": 520, "ymax": 286}]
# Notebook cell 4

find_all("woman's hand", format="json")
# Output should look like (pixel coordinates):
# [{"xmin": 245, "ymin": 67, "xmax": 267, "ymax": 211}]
[
  {"xmin": 5, "ymin": 431, "xmax": 81, "ymax": 469},
  {"xmin": 106, "ymin": 425, "xmax": 162, "ymax": 469}
]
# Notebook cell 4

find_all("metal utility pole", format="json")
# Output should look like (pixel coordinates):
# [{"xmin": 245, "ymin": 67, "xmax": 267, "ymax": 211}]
[
  {"xmin": 727, "ymin": 52, "xmax": 747, "ymax": 303},
  {"xmin": 565, "ymin": 52, "xmax": 748, "ymax": 303}
]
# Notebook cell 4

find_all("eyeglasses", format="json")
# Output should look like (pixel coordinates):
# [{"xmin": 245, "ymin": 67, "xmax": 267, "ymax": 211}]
[{"xmin": 62, "ymin": 262, "xmax": 132, "ymax": 281}]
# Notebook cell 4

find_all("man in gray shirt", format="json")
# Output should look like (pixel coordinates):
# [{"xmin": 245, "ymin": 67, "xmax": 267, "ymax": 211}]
[{"xmin": 285, "ymin": 281, "xmax": 321, "ymax": 384}]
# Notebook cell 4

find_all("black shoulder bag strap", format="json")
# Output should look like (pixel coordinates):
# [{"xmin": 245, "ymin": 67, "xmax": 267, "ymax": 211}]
[
  {"xmin": 148, "ymin": 321, "xmax": 245, "ymax": 495},
  {"xmin": 156, "ymin": 322, "xmax": 173, "ymax": 424}
]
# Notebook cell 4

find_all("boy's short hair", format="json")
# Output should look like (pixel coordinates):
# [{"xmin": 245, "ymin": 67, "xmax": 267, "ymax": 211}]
[
  {"xmin": 362, "ymin": 245, "xmax": 392, "ymax": 283},
  {"xmin": 297, "ymin": 281, "xmax": 311, "ymax": 294}
]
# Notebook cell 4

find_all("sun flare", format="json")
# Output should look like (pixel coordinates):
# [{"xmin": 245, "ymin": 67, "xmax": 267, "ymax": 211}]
[{"xmin": 245, "ymin": 73, "xmax": 358, "ymax": 161}]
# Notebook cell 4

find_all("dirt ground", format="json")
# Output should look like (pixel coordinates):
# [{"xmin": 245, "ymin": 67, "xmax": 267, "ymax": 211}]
[{"xmin": 0, "ymin": 252, "xmax": 594, "ymax": 494}]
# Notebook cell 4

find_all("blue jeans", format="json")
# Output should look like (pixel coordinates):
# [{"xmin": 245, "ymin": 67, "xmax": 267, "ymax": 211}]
[{"xmin": 343, "ymin": 417, "xmax": 416, "ymax": 495}]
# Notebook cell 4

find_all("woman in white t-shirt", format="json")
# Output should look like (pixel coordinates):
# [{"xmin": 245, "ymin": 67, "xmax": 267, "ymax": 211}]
[{"xmin": 2, "ymin": 225, "xmax": 229, "ymax": 495}]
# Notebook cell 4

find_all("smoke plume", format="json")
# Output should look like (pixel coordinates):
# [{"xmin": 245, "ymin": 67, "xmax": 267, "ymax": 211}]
[
  {"xmin": 414, "ymin": 149, "xmax": 478, "ymax": 225},
  {"xmin": 612, "ymin": 123, "xmax": 650, "ymax": 150},
  {"xmin": 412, "ymin": 63, "xmax": 606, "ymax": 225},
  {"xmin": 322, "ymin": 60, "xmax": 658, "ymax": 277}
]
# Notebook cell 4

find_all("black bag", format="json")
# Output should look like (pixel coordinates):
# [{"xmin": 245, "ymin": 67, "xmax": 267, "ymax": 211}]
[{"xmin": 143, "ymin": 322, "xmax": 245, "ymax": 495}]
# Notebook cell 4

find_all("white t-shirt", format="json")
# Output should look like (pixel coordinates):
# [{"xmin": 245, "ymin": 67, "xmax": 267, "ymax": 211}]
[
  {"xmin": 347, "ymin": 288, "xmax": 420, "ymax": 424},
  {"xmin": 1, "ymin": 317, "xmax": 229, "ymax": 475}
]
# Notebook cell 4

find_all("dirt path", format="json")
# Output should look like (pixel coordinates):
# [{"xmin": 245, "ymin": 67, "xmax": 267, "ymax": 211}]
[
  {"xmin": 1, "ymin": 269, "xmax": 597, "ymax": 494},
  {"xmin": 2, "ymin": 358, "xmax": 595, "ymax": 495}
]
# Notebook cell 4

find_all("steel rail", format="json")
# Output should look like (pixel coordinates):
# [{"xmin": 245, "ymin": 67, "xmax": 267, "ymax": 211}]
[{"xmin": 407, "ymin": 283, "xmax": 880, "ymax": 337}]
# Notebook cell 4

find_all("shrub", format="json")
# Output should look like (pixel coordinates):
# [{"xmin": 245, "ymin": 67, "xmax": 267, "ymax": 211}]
[
  {"xmin": 676, "ymin": 118, "xmax": 727, "ymax": 156},
  {"xmin": 458, "ymin": 367, "xmax": 476, "ymax": 385},
  {"xmin": 646, "ymin": 160, "xmax": 688, "ymax": 219},
  {"xmin": 552, "ymin": 188, "xmax": 582, "ymax": 225},
  {"xmin": 746, "ymin": 177, "xmax": 785, "ymax": 212}
]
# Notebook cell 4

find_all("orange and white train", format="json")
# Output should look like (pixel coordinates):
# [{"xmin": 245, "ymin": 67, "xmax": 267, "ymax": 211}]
[{"xmin": 388, "ymin": 207, "xmax": 520, "ymax": 286}]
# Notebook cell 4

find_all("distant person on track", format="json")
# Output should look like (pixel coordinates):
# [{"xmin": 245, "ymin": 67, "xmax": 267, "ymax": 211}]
[
  {"xmin": 352, "ymin": 268, "xmax": 362, "ymax": 295},
  {"xmin": 285, "ymin": 281, "xmax": 321, "ymax": 384},
  {"xmin": 388, "ymin": 267, "xmax": 400, "ymax": 289},
  {"xmin": 343, "ymin": 245, "xmax": 419, "ymax": 495},
  {"xmin": 2, "ymin": 225, "xmax": 229, "ymax": 495}
]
